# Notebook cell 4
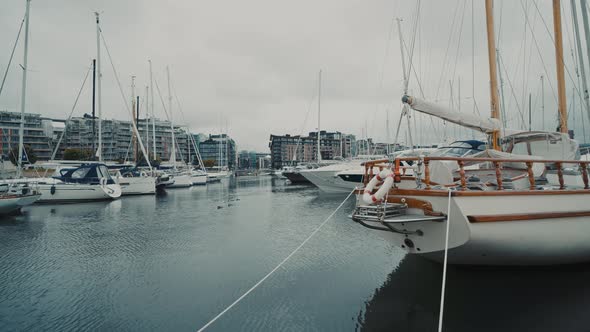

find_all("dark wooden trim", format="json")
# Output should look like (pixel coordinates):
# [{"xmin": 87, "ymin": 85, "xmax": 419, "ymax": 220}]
[
  {"xmin": 357, "ymin": 188, "xmax": 590, "ymax": 197},
  {"xmin": 362, "ymin": 156, "xmax": 590, "ymax": 167},
  {"xmin": 389, "ymin": 188, "xmax": 590, "ymax": 197},
  {"xmin": 385, "ymin": 196, "xmax": 444, "ymax": 216},
  {"xmin": 468, "ymin": 211, "xmax": 590, "ymax": 223}
]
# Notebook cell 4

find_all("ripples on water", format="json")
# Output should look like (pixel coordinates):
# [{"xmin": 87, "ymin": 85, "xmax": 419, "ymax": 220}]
[
  {"xmin": 2, "ymin": 177, "xmax": 587, "ymax": 331},
  {"xmin": 0, "ymin": 177, "xmax": 398, "ymax": 331}
]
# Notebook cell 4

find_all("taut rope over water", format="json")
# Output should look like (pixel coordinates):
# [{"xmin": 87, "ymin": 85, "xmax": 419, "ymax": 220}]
[
  {"xmin": 196, "ymin": 189, "xmax": 356, "ymax": 332},
  {"xmin": 438, "ymin": 189, "xmax": 453, "ymax": 332}
]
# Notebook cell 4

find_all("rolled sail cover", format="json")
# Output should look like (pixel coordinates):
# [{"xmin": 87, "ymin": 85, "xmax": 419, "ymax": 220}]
[{"xmin": 402, "ymin": 95, "xmax": 502, "ymax": 134}]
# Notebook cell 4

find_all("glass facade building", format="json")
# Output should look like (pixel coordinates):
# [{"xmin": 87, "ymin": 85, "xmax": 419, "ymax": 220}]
[
  {"xmin": 268, "ymin": 131, "xmax": 356, "ymax": 169},
  {"xmin": 198, "ymin": 134, "xmax": 236, "ymax": 169}
]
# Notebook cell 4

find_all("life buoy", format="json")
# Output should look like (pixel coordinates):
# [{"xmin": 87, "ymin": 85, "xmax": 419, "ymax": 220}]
[{"xmin": 362, "ymin": 169, "xmax": 394, "ymax": 204}]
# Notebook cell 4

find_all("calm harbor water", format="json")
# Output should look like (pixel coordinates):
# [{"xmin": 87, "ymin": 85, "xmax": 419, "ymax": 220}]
[
  {"xmin": 1, "ymin": 177, "xmax": 589, "ymax": 331},
  {"xmin": 0, "ymin": 177, "xmax": 398, "ymax": 331}
]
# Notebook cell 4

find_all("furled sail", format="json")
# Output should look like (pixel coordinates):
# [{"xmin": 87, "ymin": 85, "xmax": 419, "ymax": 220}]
[{"xmin": 402, "ymin": 95, "xmax": 502, "ymax": 134}]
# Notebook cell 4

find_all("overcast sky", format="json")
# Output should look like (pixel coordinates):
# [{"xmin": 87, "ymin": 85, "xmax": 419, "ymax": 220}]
[{"xmin": 1, "ymin": 0, "xmax": 588, "ymax": 151}]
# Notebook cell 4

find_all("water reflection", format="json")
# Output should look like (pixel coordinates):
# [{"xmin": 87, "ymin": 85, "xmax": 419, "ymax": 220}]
[
  {"xmin": 0, "ymin": 177, "xmax": 395, "ymax": 331},
  {"xmin": 358, "ymin": 255, "xmax": 590, "ymax": 331}
]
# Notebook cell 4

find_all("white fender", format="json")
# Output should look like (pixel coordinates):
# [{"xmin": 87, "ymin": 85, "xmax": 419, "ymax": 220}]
[{"xmin": 362, "ymin": 169, "xmax": 394, "ymax": 204}]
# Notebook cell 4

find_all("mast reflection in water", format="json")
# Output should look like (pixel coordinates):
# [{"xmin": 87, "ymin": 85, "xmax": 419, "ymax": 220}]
[{"xmin": 358, "ymin": 255, "xmax": 590, "ymax": 331}]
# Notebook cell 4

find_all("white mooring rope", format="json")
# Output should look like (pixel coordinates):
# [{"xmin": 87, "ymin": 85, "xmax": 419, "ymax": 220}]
[
  {"xmin": 437, "ymin": 189, "xmax": 453, "ymax": 332},
  {"xmin": 196, "ymin": 188, "xmax": 357, "ymax": 332}
]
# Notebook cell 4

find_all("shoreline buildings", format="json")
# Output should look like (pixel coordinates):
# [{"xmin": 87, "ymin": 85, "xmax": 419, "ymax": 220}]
[
  {"xmin": 198, "ymin": 134, "xmax": 236, "ymax": 169},
  {"xmin": 0, "ymin": 110, "xmax": 206, "ymax": 163},
  {"xmin": 268, "ymin": 131, "xmax": 356, "ymax": 169}
]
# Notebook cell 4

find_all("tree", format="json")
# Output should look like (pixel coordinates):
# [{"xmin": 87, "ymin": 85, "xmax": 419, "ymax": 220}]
[
  {"xmin": 9, "ymin": 144, "xmax": 37, "ymax": 165},
  {"xmin": 150, "ymin": 157, "xmax": 161, "ymax": 168},
  {"xmin": 63, "ymin": 148, "xmax": 94, "ymax": 160},
  {"xmin": 203, "ymin": 159, "xmax": 216, "ymax": 168}
]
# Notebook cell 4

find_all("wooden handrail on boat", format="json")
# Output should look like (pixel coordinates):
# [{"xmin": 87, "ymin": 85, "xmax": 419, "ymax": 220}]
[
  {"xmin": 526, "ymin": 162, "xmax": 535, "ymax": 190},
  {"xmin": 581, "ymin": 163, "xmax": 589, "ymax": 189},
  {"xmin": 424, "ymin": 159, "xmax": 431, "ymax": 189},
  {"xmin": 361, "ymin": 156, "xmax": 590, "ymax": 191},
  {"xmin": 458, "ymin": 160, "xmax": 466, "ymax": 190},
  {"xmin": 556, "ymin": 162, "xmax": 564, "ymax": 190},
  {"xmin": 493, "ymin": 161, "xmax": 503, "ymax": 190}
]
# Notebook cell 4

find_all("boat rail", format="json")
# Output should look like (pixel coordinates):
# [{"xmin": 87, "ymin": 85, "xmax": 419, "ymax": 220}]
[{"xmin": 362, "ymin": 156, "xmax": 590, "ymax": 191}]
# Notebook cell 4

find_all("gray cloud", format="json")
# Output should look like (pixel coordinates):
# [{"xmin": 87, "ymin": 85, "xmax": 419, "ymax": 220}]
[{"xmin": 1, "ymin": 0, "xmax": 588, "ymax": 152}]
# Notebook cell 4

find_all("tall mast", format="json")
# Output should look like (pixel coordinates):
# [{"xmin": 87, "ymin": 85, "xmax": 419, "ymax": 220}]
[
  {"xmin": 95, "ymin": 12, "xmax": 103, "ymax": 161},
  {"xmin": 496, "ymin": 49, "xmax": 507, "ymax": 127},
  {"xmin": 529, "ymin": 93, "xmax": 533, "ymax": 131},
  {"xmin": 17, "ymin": 0, "xmax": 31, "ymax": 176},
  {"xmin": 396, "ymin": 17, "xmax": 414, "ymax": 152},
  {"xmin": 225, "ymin": 121, "xmax": 228, "ymax": 169},
  {"xmin": 317, "ymin": 70, "xmax": 322, "ymax": 162},
  {"xmin": 131, "ymin": 75, "xmax": 136, "ymax": 163},
  {"xmin": 578, "ymin": 0, "xmax": 590, "ymax": 128},
  {"xmin": 136, "ymin": 95, "xmax": 140, "ymax": 162},
  {"xmin": 396, "ymin": 18, "xmax": 408, "ymax": 92},
  {"xmin": 541, "ymin": 75, "xmax": 545, "ymax": 130},
  {"xmin": 386, "ymin": 110, "xmax": 390, "ymax": 155},
  {"xmin": 188, "ymin": 127, "xmax": 191, "ymax": 165},
  {"xmin": 92, "ymin": 59, "xmax": 96, "ymax": 154},
  {"xmin": 149, "ymin": 60, "xmax": 156, "ymax": 160},
  {"xmin": 167, "ymin": 66, "xmax": 176, "ymax": 165},
  {"xmin": 145, "ymin": 85, "xmax": 149, "ymax": 159},
  {"xmin": 485, "ymin": 0, "xmax": 501, "ymax": 150},
  {"xmin": 553, "ymin": 0, "xmax": 568, "ymax": 134}
]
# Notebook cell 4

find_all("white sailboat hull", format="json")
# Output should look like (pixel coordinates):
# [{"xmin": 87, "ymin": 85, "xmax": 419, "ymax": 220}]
[
  {"xmin": 191, "ymin": 174, "xmax": 207, "ymax": 185},
  {"xmin": 117, "ymin": 176, "xmax": 156, "ymax": 195},
  {"xmin": 0, "ymin": 196, "xmax": 25, "ymax": 214},
  {"xmin": 34, "ymin": 179, "xmax": 122, "ymax": 203},
  {"xmin": 0, "ymin": 193, "xmax": 41, "ymax": 214},
  {"xmin": 368, "ymin": 193, "xmax": 590, "ymax": 266},
  {"xmin": 166, "ymin": 174, "xmax": 192, "ymax": 188}
]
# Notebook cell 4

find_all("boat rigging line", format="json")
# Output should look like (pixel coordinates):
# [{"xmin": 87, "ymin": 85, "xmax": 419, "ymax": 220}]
[
  {"xmin": 154, "ymin": 78, "xmax": 185, "ymax": 165},
  {"xmin": 528, "ymin": 0, "xmax": 586, "ymax": 119},
  {"xmin": 519, "ymin": 0, "xmax": 558, "ymax": 109},
  {"xmin": 196, "ymin": 188, "xmax": 356, "ymax": 332},
  {"xmin": 497, "ymin": 52, "xmax": 527, "ymax": 129},
  {"xmin": 437, "ymin": 189, "xmax": 453, "ymax": 332},
  {"xmin": 0, "ymin": 13, "xmax": 25, "ymax": 99},
  {"xmin": 392, "ymin": 5, "xmax": 422, "ymax": 152},
  {"xmin": 292, "ymin": 76, "xmax": 317, "ymax": 163},
  {"xmin": 99, "ymin": 28, "xmax": 152, "ymax": 171},
  {"xmin": 434, "ymin": 0, "xmax": 464, "ymax": 101},
  {"xmin": 173, "ymin": 90, "xmax": 206, "ymax": 169},
  {"xmin": 51, "ymin": 64, "xmax": 93, "ymax": 160},
  {"xmin": 399, "ymin": 16, "xmax": 443, "ymax": 144},
  {"xmin": 570, "ymin": 0, "xmax": 590, "ymax": 133},
  {"xmin": 367, "ymin": 17, "xmax": 396, "ymax": 153}
]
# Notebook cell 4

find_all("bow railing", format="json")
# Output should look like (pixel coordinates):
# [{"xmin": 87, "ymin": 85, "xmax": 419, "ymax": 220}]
[{"xmin": 362, "ymin": 156, "xmax": 590, "ymax": 191}]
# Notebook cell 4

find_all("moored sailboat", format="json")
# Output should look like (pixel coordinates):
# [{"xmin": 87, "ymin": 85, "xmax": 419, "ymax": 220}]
[
  {"xmin": 34, "ymin": 163, "xmax": 121, "ymax": 202},
  {"xmin": 0, "ymin": 0, "xmax": 43, "ymax": 212},
  {"xmin": 350, "ymin": 0, "xmax": 590, "ymax": 266}
]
